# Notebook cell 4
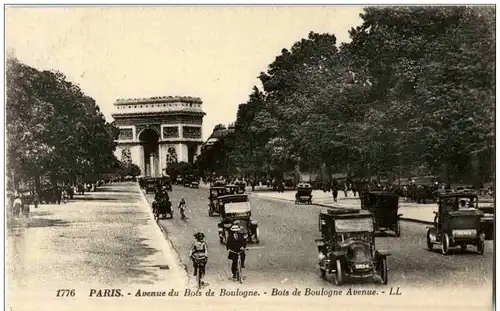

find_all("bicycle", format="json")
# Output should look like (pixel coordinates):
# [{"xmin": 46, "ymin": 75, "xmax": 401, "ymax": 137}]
[
  {"xmin": 192, "ymin": 255, "xmax": 207, "ymax": 289},
  {"xmin": 229, "ymin": 249, "xmax": 246, "ymax": 283},
  {"xmin": 179, "ymin": 204, "xmax": 187, "ymax": 220}
]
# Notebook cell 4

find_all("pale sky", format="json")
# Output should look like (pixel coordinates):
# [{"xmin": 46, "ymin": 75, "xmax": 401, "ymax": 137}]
[{"xmin": 6, "ymin": 6, "xmax": 365, "ymax": 140}]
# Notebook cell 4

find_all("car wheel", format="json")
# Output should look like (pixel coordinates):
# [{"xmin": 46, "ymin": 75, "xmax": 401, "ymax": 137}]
[
  {"xmin": 379, "ymin": 257, "xmax": 388, "ymax": 285},
  {"xmin": 441, "ymin": 233, "xmax": 450, "ymax": 255},
  {"xmin": 209, "ymin": 208, "xmax": 213, "ymax": 217},
  {"xmin": 426, "ymin": 230, "xmax": 433, "ymax": 251},
  {"xmin": 333, "ymin": 259, "xmax": 343, "ymax": 286},
  {"xmin": 477, "ymin": 234, "xmax": 485, "ymax": 255},
  {"xmin": 394, "ymin": 221, "xmax": 401, "ymax": 237}
]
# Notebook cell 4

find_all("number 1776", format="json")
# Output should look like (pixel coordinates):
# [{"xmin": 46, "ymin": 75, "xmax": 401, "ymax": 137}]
[{"xmin": 56, "ymin": 289, "xmax": 75, "ymax": 297}]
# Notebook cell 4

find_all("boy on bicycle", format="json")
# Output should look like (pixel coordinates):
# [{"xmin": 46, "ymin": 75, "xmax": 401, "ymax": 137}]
[{"xmin": 226, "ymin": 223, "xmax": 247, "ymax": 280}]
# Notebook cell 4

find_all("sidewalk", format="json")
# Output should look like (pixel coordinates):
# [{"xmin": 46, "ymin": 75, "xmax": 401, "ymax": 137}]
[
  {"xmin": 250, "ymin": 190, "xmax": 494, "ymax": 224},
  {"xmin": 7, "ymin": 182, "xmax": 187, "ymax": 311}
]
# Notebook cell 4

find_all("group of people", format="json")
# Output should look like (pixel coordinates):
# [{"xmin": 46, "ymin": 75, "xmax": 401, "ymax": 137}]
[{"xmin": 189, "ymin": 222, "xmax": 247, "ymax": 285}]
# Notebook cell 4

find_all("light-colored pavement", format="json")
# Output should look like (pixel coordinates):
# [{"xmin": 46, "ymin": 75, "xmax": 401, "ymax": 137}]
[{"xmin": 7, "ymin": 182, "xmax": 187, "ymax": 311}]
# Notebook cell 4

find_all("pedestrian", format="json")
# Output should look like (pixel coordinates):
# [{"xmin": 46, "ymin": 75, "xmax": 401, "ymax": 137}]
[
  {"xmin": 33, "ymin": 191, "xmax": 40, "ymax": 209},
  {"xmin": 56, "ymin": 187, "xmax": 62, "ymax": 205},
  {"xmin": 12, "ymin": 194, "xmax": 22, "ymax": 217},
  {"xmin": 331, "ymin": 179, "xmax": 338, "ymax": 203}
]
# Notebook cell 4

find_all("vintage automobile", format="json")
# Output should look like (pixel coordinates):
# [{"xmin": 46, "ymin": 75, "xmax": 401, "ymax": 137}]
[
  {"xmin": 157, "ymin": 175, "xmax": 172, "ymax": 191},
  {"xmin": 295, "ymin": 182, "xmax": 313, "ymax": 204},
  {"xmin": 183, "ymin": 176, "xmax": 192, "ymax": 187},
  {"xmin": 426, "ymin": 192, "xmax": 485, "ymax": 255},
  {"xmin": 361, "ymin": 191, "xmax": 402, "ymax": 237},
  {"xmin": 217, "ymin": 194, "xmax": 259, "ymax": 244},
  {"xmin": 145, "ymin": 178, "xmax": 157, "ymax": 194},
  {"xmin": 208, "ymin": 186, "xmax": 228, "ymax": 216},
  {"xmin": 315, "ymin": 208, "xmax": 390, "ymax": 285},
  {"xmin": 176, "ymin": 176, "xmax": 183, "ymax": 185},
  {"xmin": 191, "ymin": 178, "xmax": 200, "ymax": 189}
]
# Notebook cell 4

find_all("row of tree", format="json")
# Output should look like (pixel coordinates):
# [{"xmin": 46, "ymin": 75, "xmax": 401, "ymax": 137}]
[
  {"xmin": 6, "ymin": 57, "xmax": 121, "ymax": 192},
  {"xmin": 198, "ymin": 7, "xmax": 494, "ymax": 185}
]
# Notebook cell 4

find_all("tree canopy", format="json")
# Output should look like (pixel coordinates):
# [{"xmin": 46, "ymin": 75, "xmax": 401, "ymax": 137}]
[
  {"xmin": 203, "ymin": 6, "xmax": 494, "ymax": 184},
  {"xmin": 6, "ymin": 58, "xmax": 119, "ymax": 191}
]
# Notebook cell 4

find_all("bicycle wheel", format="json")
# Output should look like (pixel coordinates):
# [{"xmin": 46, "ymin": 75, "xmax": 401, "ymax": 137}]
[
  {"xmin": 196, "ymin": 265, "xmax": 201, "ymax": 289},
  {"xmin": 238, "ymin": 255, "xmax": 243, "ymax": 283}
]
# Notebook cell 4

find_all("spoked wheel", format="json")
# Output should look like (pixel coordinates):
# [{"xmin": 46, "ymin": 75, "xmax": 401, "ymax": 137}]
[
  {"xmin": 441, "ymin": 233, "xmax": 450, "ymax": 255},
  {"xmin": 394, "ymin": 221, "xmax": 401, "ymax": 237},
  {"xmin": 477, "ymin": 234, "xmax": 485, "ymax": 255},
  {"xmin": 426, "ymin": 230, "xmax": 433, "ymax": 251},
  {"xmin": 333, "ymin": 259, "xmax": 343, "ymax": 286},
  {"xmin": 196, "ymin": 267, "xmax": 202, "ymax": 289},
  {"xmin": 379, "ymin": 258, "xmax": 388, "ymax": 285},
  {"xmin": 237, "ymin": 256, "xmax": 243, "ymax": 284}
]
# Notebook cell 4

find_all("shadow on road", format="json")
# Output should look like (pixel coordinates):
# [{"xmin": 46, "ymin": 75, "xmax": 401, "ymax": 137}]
[{"xmin": 7, "ymin": 218, "xmax": 70, "ymax": 229}]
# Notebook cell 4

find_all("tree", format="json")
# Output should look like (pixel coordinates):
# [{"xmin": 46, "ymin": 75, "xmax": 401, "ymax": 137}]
[
  {"xmin": 6, "ymin": 57, "xmax": 118, "ymax": 191},
  {"xmin": 345, "ymin": 6, "xmax": 494, "ymax": 182}
]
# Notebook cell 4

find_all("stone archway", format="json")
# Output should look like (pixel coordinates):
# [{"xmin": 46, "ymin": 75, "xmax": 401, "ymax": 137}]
[{"xmin": 139, "ymin": 129, "xmax": 159, "ymax": 177}]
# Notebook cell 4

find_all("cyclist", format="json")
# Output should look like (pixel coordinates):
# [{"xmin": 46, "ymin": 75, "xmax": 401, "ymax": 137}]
[
  {"xmin": 178, "ymin": 197, "xmax": 187, "ymax": 219},
  {"xmin": 189, "ymin": 232, "xmax": 208, "ymax": 285},
  {"xmin": 226, "ymin": 223, "xmax": 247, "ymax": 280}
]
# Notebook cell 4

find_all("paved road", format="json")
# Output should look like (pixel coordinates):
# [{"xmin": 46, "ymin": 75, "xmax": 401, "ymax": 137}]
[{"xmin": 146, "ymin": 185, "xmax": 494, "ymax": 290}]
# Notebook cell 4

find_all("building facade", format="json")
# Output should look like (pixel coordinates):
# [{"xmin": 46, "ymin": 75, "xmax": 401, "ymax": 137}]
[{"xmin": 112, "ymin": 96, "xmax": 205, "ymax": 177}]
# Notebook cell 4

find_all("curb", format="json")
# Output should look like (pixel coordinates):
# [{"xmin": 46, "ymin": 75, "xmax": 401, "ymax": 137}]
[
  {"xmin": 136, "ymin": 184, "xmax": 188, "ymax": 286},
  {"xmin": 251, "ymin": 193, "xmax": 434, "ymax": 225}
]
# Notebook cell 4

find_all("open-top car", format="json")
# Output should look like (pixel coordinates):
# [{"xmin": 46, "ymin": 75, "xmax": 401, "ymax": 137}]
[
  {"xmin": 315, "ymin": 208, "xmax": 390, "ymax": 285},
  {"xmin": 208, "ymin": 186, "xmax": 228, "ymax": 216},
  {"xmin": 295, "ymin": 182, "xmax": 313, "ymax": 204},
  {"xmin": 361, "ymin": 191, "xmax": 402, "ymax": 237},
  {"xmin": 427, "ymin": 192, "xmax": 485, "ymax": 255},
  {"xmin": 217, "ymin": 194, "xmax": 259, "ymax": 244}
]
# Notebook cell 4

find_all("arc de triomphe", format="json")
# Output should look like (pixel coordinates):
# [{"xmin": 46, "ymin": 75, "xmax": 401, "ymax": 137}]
[{"xmin": 111, "ymin": 96, "xmax": 206, "ymax": 177}]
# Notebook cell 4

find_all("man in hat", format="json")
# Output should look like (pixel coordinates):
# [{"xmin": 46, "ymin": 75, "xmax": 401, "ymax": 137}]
[
  {"xmin": 226, "ymin": 223, "xmax": 247, "ymax": 280},
  {"xmin": 190, "ymin": 232, "xmax": 208, "ymax": 284}
]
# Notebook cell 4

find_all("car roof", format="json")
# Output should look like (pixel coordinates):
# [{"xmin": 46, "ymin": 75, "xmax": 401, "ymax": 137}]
[
  {"xmin": 218, "ymin": 194, "xmax": 249, "ymax": 201},
  {"xmin": 210, "ymin": 186, "xmax": 227, "ymax": 190},
  {"xmin": 320, "ymin": 208, "xmax": 371, "ymax": 218}
]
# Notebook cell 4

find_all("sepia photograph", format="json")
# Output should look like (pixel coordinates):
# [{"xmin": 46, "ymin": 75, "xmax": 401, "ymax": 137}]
[{"xmin": 4, "ymin": 4, "xmax": 495, "ymax": 311}]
